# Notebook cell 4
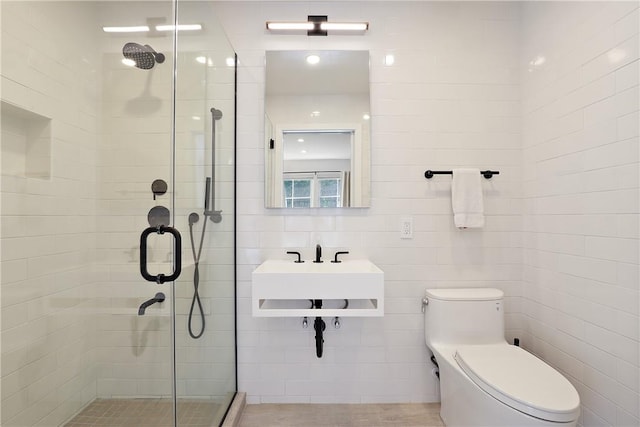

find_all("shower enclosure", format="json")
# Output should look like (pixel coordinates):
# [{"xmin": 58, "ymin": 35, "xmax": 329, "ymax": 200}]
[{"xmin": 0, "ymin": 1, "xmax": 237, "ymax": 426}]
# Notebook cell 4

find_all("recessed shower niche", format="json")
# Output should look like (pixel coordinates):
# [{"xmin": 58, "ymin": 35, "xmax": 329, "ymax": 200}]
[{"xmin": 1, "ymin": 101, "xmax": 52, "ymax": 179}]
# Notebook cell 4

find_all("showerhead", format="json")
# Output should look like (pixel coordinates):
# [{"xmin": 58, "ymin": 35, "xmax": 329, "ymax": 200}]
[
  {"xmin": 123, "ymin": 42, "xmax": 165, "ymax": 70},
  {"xmin": 210, "ymin": 108, "xmax": 223, "ymax": 121}
]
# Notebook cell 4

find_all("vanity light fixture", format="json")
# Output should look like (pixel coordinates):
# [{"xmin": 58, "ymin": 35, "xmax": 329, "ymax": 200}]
[
  {"xmin": 155, "ymin": 24, "xmax": 202, "ymax": 32},
  {"xmin": 266, "ymin": 22, "xmax": 314, "ymax": 31},
  {"xmin": 321, "ymin": 22, "xmax": 368, "ymax": 31},
  {"xmin": 103, "ymin": 25, "xmax": 150, "ymax": 33},
  {"xmin": 266, "ymin": 15, "xmax": 368, "ymax": 36},
  {"xmin": 102, "ymin": 23, "xmax": 202, "ymax": 33}
]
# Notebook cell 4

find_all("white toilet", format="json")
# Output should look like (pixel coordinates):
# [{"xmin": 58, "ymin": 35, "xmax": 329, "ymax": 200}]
[{"xmin": 424, "ymin": 288, "xmax": 580, "ymax": 426}]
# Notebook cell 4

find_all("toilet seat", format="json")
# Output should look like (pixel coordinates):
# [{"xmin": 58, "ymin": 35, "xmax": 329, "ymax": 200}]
[{"xmin": 455, "ymin": 344, "xmax": 580, "ymax": 423}]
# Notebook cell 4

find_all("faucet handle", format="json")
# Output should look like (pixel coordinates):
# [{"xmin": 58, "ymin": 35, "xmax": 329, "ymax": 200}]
[
  {"xmin": 313, "ymin": 244, "xmax": 323, "ymax": 263},
  {"xmin": 286, "ymin": 251, "xmax": 304, "ymax": 263},
  {"xmin": 332, "ymin": 251, "xmax": 350, "ymax": 263}
]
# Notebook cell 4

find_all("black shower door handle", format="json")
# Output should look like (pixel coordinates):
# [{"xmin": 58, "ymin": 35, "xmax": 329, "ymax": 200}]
[{"xmin": 140, "ymin": 225, "xmax": 182, "ymax": 284}]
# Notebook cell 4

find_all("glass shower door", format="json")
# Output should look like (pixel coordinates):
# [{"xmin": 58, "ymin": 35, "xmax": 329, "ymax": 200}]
[
  {"xmin": 96, "ymin": 1, "xmax": 178, "ymax": 426},
  {"xmin": 1, "ymin": 1, "xmax": 235, "ymax": 426},
  {"xmin": 173, "ymin": 3, "xmax": 237, "ymax": 425},
  {"xmin": 97, "ymin": 1, "xmax": 237, "ymax": 424}
]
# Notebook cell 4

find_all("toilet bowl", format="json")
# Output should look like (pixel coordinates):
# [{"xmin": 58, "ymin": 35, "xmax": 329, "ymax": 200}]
[{"xmin": 424, "ymin": 288, "xmax": 580, "ymax": 426}]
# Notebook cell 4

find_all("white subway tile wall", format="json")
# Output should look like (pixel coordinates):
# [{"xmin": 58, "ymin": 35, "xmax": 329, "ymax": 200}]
[
  {"xmin": 214, "ymin": 0, "xmax": 524, "ymax": 405},
  {"xmin": 1, "ymin": 2, "xmax": 101, "ymax": 426},
  {"xmin": 521, "ymin": 2, "xmax": 639, "ymax": 426}
]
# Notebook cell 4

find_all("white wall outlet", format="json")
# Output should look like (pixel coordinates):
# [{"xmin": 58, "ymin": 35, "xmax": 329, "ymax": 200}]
[{"xmin": 400, "ymin": 216, "xmax": 413, "ymax": 239}]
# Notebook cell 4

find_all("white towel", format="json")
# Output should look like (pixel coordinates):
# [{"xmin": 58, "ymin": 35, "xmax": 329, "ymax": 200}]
[{"xmin": 451, "ymin": 168, "xmax": 485, "ymax": 229}]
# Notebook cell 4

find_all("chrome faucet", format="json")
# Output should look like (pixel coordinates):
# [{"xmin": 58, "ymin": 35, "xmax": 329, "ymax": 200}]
[{"xmin": 314, "ymin": 244, "xmax": 323, "ymax": 263}]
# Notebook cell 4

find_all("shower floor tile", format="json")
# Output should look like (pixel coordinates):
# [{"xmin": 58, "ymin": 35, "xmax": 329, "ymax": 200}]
[
  {"xmin": 238, "ymin": 403, "xmax": 444, "ymax": 427},
  {"xmin": 64, "ymin": 398, "xmax": 220, "ymax": 427}
]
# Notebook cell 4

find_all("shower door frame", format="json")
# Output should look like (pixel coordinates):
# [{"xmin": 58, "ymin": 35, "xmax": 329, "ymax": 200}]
[{"xmin": 170, "ymin": 1, "xmax": 238, "ymax": 425}]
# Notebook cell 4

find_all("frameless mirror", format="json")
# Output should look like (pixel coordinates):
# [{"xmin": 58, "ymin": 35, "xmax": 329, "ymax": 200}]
[{"xmin": 264, "ymin": 50, "xmax": 371, "ymax": 208}]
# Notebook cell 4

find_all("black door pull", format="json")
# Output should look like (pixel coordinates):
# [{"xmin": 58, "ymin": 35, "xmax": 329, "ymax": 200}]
[{"xmin": 140, "ymin": 225, "xmax": 182, "ymax": 283}]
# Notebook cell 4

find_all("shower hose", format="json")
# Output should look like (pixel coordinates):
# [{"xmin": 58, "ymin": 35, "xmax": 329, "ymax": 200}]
[{"xmin": 187, "ymin": 217, "xmax": 207, "ymax": 339}]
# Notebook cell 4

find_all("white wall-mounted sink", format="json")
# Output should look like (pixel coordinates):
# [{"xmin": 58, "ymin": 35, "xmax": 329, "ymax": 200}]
[{"xmin": 252, "ymin": 259, "xmax": 384, "ymax": 317}]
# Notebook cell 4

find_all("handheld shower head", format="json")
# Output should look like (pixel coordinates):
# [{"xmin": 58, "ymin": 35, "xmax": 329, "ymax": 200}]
[{"xmin": 123, "ymin": 42, "xmax": 165, "ymax": 70}]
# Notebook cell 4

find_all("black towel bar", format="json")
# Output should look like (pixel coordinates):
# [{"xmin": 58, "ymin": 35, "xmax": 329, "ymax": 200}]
[{"xmin": 424, "ymin": 170, "xmax": 500, "ymax": 179}]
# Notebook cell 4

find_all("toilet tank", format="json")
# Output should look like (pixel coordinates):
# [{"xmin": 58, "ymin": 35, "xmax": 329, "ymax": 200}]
[{"xmin": 424, "ymin": 288, "xmax": 505, "ymax": 347}]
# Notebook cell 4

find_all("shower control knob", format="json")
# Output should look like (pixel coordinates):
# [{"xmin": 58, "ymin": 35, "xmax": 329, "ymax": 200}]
[
  {"xmin": 151, "ymin": 179, "xmax": 168, "ymax": 200},
  {"xmin": 148, "ymin": 206, "xmax": 170, "ymax": 227}
]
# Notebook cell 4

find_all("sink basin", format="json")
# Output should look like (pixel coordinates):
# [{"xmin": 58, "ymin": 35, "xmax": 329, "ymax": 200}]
[{"xmin": 252, "ymin": 259, "xmax": 384, "ymax": 317}]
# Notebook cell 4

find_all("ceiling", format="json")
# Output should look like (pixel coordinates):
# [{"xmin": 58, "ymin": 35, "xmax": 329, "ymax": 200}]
[
  {"xmin": 266, "ymin": 50, "xmax": 370, "ymax": 96},
  {"xmin": 283, "ymin": 131, "xmax": 352, "ymax": 160}
]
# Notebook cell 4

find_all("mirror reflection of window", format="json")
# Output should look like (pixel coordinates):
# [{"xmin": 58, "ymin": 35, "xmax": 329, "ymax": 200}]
[
  {"xmin": 284, "ymin": 177, "xmax": 312, "ymax": 208},
  {"xmin": 283, "ymin": 172, "xmax": 343, "ymax": 208},
  {"xmin": 264, "ymin": 50, "xmax": 371, "ymax": 208},
  {"xmin": 319, "ymin": 177, "xmax": 341, "ymax": 207}
]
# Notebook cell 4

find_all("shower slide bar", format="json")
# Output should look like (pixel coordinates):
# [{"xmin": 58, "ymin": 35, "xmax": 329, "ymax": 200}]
[
  {"xmin": 205, "ymin": 107, "xmax": 223, "ymax": 223},
  {"xmin": 424, "ymin": 169, "xmax": 500, "ymax": 179}
]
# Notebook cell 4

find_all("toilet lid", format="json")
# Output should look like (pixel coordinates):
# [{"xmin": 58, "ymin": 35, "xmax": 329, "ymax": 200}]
[{"xmin": 455, "ymin": 345, "xmax": 580, "ymax": 423}]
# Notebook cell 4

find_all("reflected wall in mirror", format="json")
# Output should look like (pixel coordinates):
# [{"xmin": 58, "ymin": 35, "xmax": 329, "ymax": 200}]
[{"xmin": 264, "ymin": 50, "xmax": 371, "ymax": 208}]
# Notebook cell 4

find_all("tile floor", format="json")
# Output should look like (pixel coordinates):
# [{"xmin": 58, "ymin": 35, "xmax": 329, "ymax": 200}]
[
  {"xmin": 238, "ymin": 403, "xmax": 444, "ymax": 427},
  {"xmin": 64, "ymin": 399, "xmax": 221, "ymax": 427},
  {"xmin": 65, "ymin": 400, "xmax": 443, "ymax": 427}
]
